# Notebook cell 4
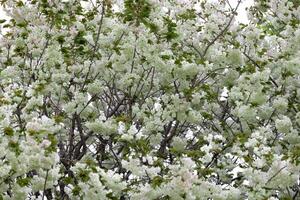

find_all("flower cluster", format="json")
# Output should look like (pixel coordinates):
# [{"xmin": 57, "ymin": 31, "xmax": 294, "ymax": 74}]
[{"xmin": 0, "ymin": 0, "xmax": 299, "ymax": 199}]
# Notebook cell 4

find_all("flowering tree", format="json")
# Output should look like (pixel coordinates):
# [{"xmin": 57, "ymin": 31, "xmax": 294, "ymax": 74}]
[{"xmin": 0, "ymin": 0, "xmax": 299, "ymax": 199}]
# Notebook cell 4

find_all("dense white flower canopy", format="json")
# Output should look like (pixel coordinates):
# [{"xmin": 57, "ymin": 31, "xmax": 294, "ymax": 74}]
[
  {"xmin": 0, "ymin": 0, "xmax": 299, "ymax": 199},
  {"xmin": 0, "ymin": 0, "xmax": 254, "ymax": 22}
]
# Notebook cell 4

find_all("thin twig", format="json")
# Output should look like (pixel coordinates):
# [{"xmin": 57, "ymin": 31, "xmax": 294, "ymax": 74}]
[{"xmin": 42, "ymin": 169, "xmax": 49, "ymax": 200}]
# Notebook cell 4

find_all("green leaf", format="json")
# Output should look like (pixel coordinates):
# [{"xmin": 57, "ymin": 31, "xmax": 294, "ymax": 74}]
[
  {"xmin": 16, "ymin": 1, "xmax": 24, "ymax": 7},
  {"xmin": 57, "ymin": 35, "xmax": 65, "ymax": 44},
  {"xmin": 201, "ymin": 112, "xmax": 213, "ymax": 120},
  {"xmin": 17, "ymin": 177, "xmax": 31, "ymax": 187},
  {"xmin": 72, "ymin": 186, "xmax": 81, "ymax": 196},
  {"xmin": 151, "ymin": 176, "xmax": 163, "ymax": 188},
  {"xmin": 163, "ymin": 17, "xmax": 179, "ymax": 41},
  {"xmin": 4, "ymin": 126, "xmax": 14, "ymax": 136},
  {"xmin": 45, "ymin": 134, "xmax": 58, "ymax": 153},
  {"xmin": 8, "ymin": 140, "xmax": 21, "ymax": 155},
  {"xmin": 124, "ymin": 0, "xmax": 152, "ymax": 25},
  {"xmin": 178, "ymin": 9, "xmax": 196, "ymax": 20},
  {"xmin": 63, "ymin": 177, "xmax": 73, "ymax": 185},
  {"xmin": 53, "ymin": 114, "xmax": 64, "ymax": 123},
  {"xmin": 78, "ymin": 169, "xmax": 90, "ymax": 182}
]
